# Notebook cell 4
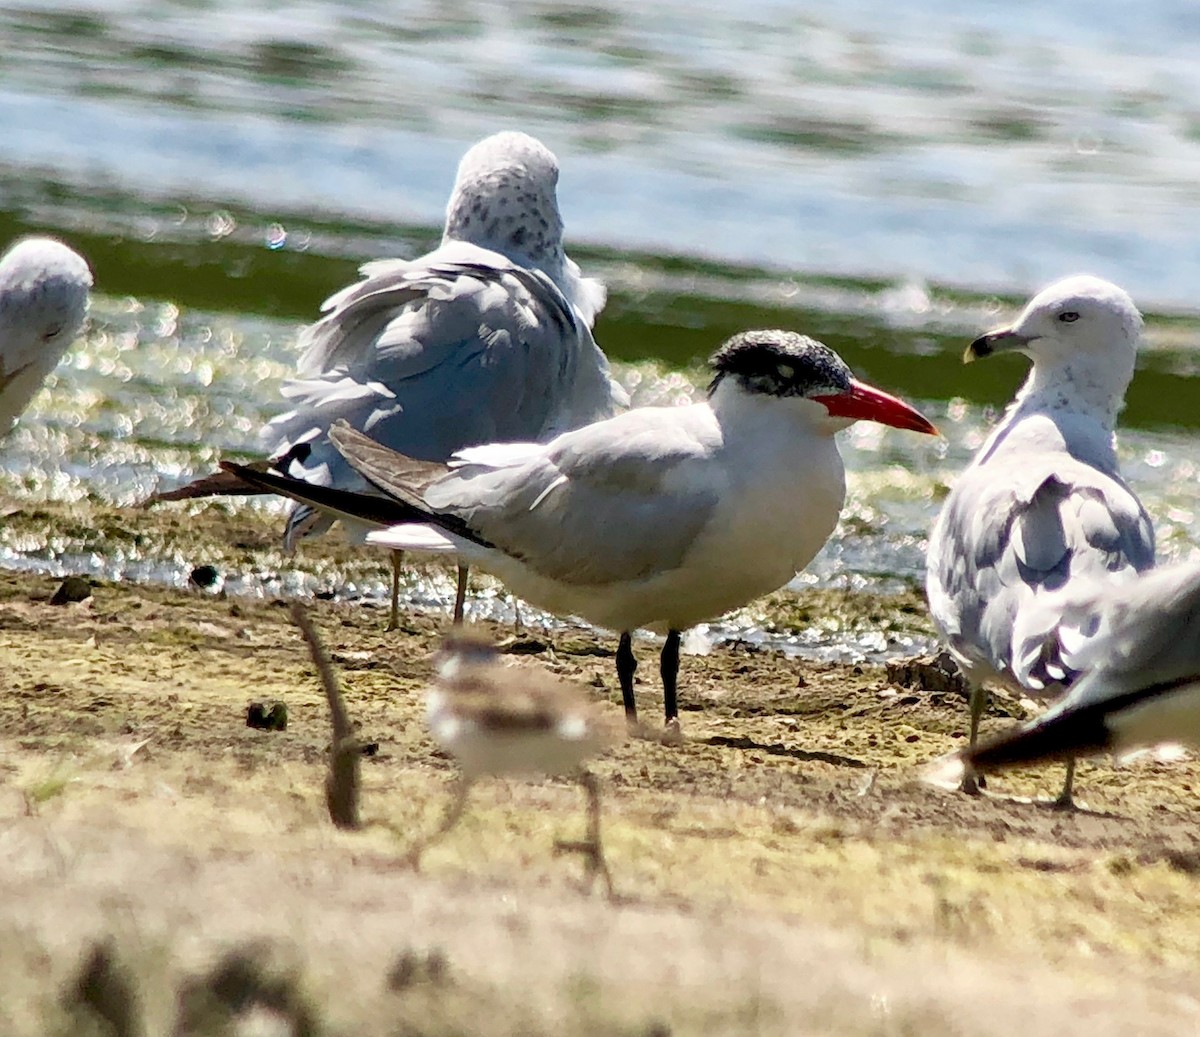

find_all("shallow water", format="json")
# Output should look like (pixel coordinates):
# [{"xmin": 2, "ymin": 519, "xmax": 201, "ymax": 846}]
[{"xmin": 2, "ymin": 0, "xmax": 1200, "ymax": 660}]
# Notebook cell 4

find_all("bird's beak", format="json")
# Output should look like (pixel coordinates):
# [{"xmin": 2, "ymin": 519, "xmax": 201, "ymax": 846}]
[
  {"xmin": 0, "ymin": 360, "xmax": 30, "ymax": 396},
  {"xmin": 812, "ymin": 380, "xmax": 938, "ymax": 434},
  {"xmin": 963, "ymin": 327, "xmax": 1033, "ymax": 363}
]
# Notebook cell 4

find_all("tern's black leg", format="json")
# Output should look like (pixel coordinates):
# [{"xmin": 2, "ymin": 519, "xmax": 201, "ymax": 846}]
[
  {"xmin": 451, "ymin": 564, "xmax": 469, "ymax": 626},
  {"xmin": 616, "ymin": 631, "xmax": 638, "ymax": 722},
  {"xmin": 661, "ymin": 629, "xmax": 681, "ymax": 724}
]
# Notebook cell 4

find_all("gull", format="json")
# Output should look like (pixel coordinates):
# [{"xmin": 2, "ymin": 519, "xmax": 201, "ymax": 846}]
[
  {"xmin": 925, "ymin": 561, "xmax": 1200, "ymax": 788},
  {"xmin": 406, "ymin": 630, "xmax": 621, "ymax": 895},
  {"xmin": 0, "ymin": 237, "xmax": 93, "ymax": 433},
  {"xmin": 150, "ymin": 131, "xmax": 627, "ymax": 628},
  {"xmin": 925, "ymin": 275, "xmax": 1155, "ymax": 807},
  {"xmin": 222, "ymin": 329, "xmax": 937, "ymax": 735}
]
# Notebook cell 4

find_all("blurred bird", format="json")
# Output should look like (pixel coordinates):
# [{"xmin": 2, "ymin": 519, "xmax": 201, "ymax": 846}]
[
  {"xmin": 407, "ymin": 630, "xmax": 621, "ymax": 894},
  {"xmin": 0, "ymin": 237, "xmax": 93, "ymax": 433},
  {"xmin": 149, "ymin": 131, "xmax": 627, "ymax": 628},
  {"xmin": 223, "ymin": 329, "xmax": 937, "ymax": 736},
  {"xmin": 925, "ymin": 276, "xmax": 1155, "ymax": 807},
  {"xmin": 925, "ymin": 561, "xmax": 1200, "ymax": 788}
]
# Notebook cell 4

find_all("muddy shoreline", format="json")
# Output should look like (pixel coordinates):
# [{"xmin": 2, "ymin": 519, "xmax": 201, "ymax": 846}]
[{"xmin": 2, "ymin": 502, "xmax": 1200, "ymax": 1034}]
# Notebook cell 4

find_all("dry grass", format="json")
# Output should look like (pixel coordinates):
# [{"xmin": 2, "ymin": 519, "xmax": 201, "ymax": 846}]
[{"xmin": 1, "ymin": 503, "xmax": 1200, "ymax": 1033}]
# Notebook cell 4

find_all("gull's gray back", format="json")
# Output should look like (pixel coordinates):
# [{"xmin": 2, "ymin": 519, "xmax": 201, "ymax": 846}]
[{"xmin": 264, "ymin": 245, "xmax": 626, "ymax": 543}]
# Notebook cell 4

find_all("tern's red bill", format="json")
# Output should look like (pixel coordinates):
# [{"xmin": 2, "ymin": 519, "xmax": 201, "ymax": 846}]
[{"xmin": 812, "ymin": 380, "xmax": 938, "ymax": 434}]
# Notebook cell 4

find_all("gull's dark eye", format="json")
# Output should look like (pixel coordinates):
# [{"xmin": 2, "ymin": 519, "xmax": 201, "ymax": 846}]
[
  {"xmin": 41, "ymin": 324, "xmax": 63, "ymax": 341},
  {"xmin": 1057, "ymin": 311, "xmax": 1080, "ymax": 323}
]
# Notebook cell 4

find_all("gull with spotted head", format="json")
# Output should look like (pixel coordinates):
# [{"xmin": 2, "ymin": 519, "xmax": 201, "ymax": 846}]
[
  {"xmin": 223, "ymin": 329, "xmax": 937, "ymax": 737},
  {"xmin": 925, "ymin": 275, "xmax": 1155, "ymax": 807},
  {"xmin": 149, "ymin": 132, "xmax": 626, "ymax": 628},
  {"xmin": 0, "ymin": 237, "xmax": 93, "ymax": 433}
]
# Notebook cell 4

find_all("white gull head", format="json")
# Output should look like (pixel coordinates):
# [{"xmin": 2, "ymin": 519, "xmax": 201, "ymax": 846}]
[
  {"xmin": 0, "ymin": 236, "xmax": 93, "ymax": 432},
  {"xmin": 966, "ymin": 275, "xmax": 1141, "ymax": 427}
]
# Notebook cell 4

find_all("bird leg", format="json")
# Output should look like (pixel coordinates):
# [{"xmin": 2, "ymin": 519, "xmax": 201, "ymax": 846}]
[
  {"xmin": 1051, "ymin": 758, "xmax": 1078, "ymax": 811},
  {"xmin": 660, "ymin": 629, "xmax": 682, "ymax": 741},
  {"xmin": 404, "ymin": 773, "xmax": 472, "ymax": 869},
  {"xmin": 387, "ymin": 550, "xmax": 404, "ymax": 632},
  {"xmin": 960, "ymin": 683, "xmax": 988, "ymax": 795},
  {"xmin": 553, "ymin": 769, "xmax": 614, "ymax": 898},
  {"xmin": 452, "ymin": 565, "xmax": 469, "ymax": 626},
  {"xmin": 617, "ymin": 632, "xmax": 638, "ymax": 724}
]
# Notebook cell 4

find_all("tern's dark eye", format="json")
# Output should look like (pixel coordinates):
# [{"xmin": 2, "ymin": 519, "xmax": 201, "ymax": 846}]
[{"xmin": 1057, "ymin": 311, "xmax": 1080, "ymax": 323}]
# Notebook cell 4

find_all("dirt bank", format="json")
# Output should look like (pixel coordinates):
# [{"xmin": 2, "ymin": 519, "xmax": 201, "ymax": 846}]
[{"xmin": 1, "ymin": 502, "xmax": 1199, "ymax": 1035}]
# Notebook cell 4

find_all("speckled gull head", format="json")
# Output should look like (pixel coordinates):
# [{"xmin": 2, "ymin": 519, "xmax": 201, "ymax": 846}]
[
  {"xmin": 964, "ymin": 275, "xmax": 1142, "ymax": 380},
  {"xmin": 443, "ymin": 132, "xmax": 568, "ymax": 270},
  {"xmin": 0, "ymin": 236, "xmax": 93, "ymax": 431}
]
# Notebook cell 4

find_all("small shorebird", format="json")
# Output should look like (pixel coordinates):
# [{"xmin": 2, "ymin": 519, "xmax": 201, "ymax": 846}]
[
  {"xmin": 149, "ymin": 131, "xmax": 626, "ymax": 629},
  {"xmin": 223, "ymin": 329, "xmax": 936, "ymax": 736},
  {"xmin": 926, "ymin": 275, "xmax": 1154, "ymax": 807},
  {"xmin": 925, "ymin": 561, "xmax": 1200, "ymax": 788},
  {"xmin": 0, "ymin": 237, "xmax": 93, "ymax": 434},
  {"xmin": 408, "ymin": 630, "xmax": 621, "ymax": 894}
]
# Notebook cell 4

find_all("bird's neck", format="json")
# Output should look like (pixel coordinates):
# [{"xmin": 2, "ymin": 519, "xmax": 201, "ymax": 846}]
[
  {"xmin": 708, "ymin": 381, "xmax": 836, "ymax": 448},
  {"xmin": 1008, "ymin": 352, "xmax": 1133, "ymax": 433},
  {"xmin": 981, "ymin": 354, "xmax": 1132, "ymax": 468}
]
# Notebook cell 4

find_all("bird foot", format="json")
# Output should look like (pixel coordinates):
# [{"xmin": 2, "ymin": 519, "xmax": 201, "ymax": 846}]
[
  {"xmin": 958, "ymin": 770, "xmax": 986, "ymax": 796},
  {"xmin": 553, "ymin": 838, "xmax": 615, "ymax": 898}
]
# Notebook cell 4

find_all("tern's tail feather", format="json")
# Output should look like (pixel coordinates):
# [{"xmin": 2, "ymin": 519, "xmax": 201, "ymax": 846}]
[
  {"xmin": 219, "ymin": 461, "xmax": 428, "ymax": 529},
  {"xmin": 143, "ymin": 464, "xmax": 273, "ymax": 504}
]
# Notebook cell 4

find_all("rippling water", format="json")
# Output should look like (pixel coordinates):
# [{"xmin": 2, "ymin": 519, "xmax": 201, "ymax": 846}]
[{"xmin": 2, "ymin": 0, "xmax": 1199, "ymax": 659}]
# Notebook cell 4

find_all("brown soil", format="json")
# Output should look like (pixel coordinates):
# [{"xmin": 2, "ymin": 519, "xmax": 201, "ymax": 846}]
[{"xmin": 2, "ymin": 502, "xmax": 1200, "ymax": 1035}]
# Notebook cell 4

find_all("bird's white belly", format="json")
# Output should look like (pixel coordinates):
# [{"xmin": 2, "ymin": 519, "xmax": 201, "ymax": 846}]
[
  {"xmin": 478, "ymin": 443, "xmax": 845, "ymax": 633},
  {"xmin": 430, "ymin": 714, "xmax": 598, "ymax": 778}
]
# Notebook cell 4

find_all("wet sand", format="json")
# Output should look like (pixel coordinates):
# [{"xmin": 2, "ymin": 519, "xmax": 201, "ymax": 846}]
[{"xmin": 2, "ymin": 502, "xmax": 1200, "ymax": 1034}]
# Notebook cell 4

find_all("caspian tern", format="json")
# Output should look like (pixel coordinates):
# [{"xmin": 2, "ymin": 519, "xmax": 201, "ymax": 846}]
[
  {"xmin": 149, "ymin": 132, "xmax": 626, "ymax": 628},
  {"xmin": 925, "ymin": 561, "xmax": 1200, "ymax": 789},
  {"xmin": 0, "ymin": 237, "xmax": 92, "ymax": 434},
  {"xmin": 925, "ymin": 275, "xmax": 1155, "ymax": 806},
  {"xmin": 223, "ymin": 329, "xmax": 936, "ymax": 734},
  {"xmin": 407, "ymin": 631, "xmax": 620, "ymax": 893}
]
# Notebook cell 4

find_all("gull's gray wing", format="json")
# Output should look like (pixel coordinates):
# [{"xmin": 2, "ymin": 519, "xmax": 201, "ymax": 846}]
[
  {"xmin": 289, "ymin": 241, "xmax": 625, "ymax": 459},
  {"xmin": 336, "ymin": 407, "xmax": 722, "ymax": 588},
  {"xmin": 927, "ymin": 454, "xmax": 1154, "ymax": 693}
]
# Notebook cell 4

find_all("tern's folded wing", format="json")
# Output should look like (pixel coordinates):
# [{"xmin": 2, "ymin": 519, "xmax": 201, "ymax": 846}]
[{"xmin": 421, "ymin": 407, "xmax": 723, "ymax": 588}]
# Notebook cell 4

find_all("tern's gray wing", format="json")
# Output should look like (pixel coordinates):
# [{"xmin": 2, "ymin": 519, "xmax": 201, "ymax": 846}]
[
  {"xmin": 928, "ymin": 455, "xmax": 1154, "ymax": 693},
  {"xmin": 290, "ymin": 242, "xmax": 625, "ymax": 453},
  {"xmin": 341, "ymin": 406, "xmax": 722, "ymax": 587}
]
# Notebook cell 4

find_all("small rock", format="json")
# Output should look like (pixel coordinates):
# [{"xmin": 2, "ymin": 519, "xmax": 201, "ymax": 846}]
[
  {"xmin": 246, "ymin": 701, "xmax": 289, "ymax": 731},
  {"xmin": 885, "ymin": 650, "xmax": 969, "ymax": 697},
  {"xmin": 49, "ymin": 574, "xmax": 92, "ymax": 606},
  {"xmin": 189, "ymin": 564, "xmax": 222, "ymax": 591}
]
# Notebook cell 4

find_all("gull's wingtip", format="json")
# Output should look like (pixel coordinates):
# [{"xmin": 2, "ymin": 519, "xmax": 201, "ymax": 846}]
[{"xmin": 920, "ymin": 750, "xmax": 969, "ymax": 791}]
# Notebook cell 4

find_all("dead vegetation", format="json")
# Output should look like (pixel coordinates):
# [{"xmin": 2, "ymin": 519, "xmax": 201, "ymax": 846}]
[{"xmin": 1, "ymin": 503, "xmax": 1200, "ymax": 1034}]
